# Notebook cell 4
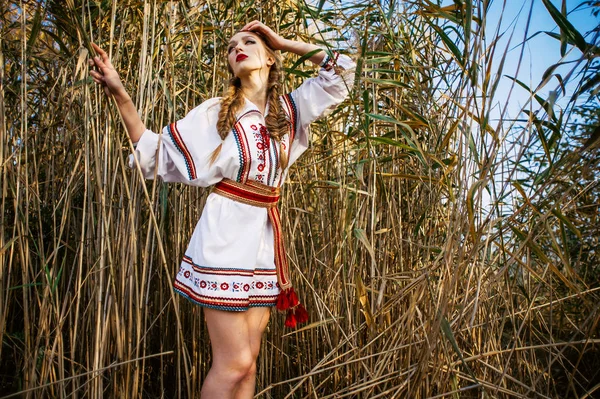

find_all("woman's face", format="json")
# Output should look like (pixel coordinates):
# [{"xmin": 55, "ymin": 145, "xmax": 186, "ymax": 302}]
[{"xmin": 227, "ymin": 31, "xmax": 273, "ymax": 78}]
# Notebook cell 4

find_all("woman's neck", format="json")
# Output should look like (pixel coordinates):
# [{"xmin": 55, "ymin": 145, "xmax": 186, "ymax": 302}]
[{"xmin": 239, "ymin": 71, "xmax": 270, "ymax": 114}]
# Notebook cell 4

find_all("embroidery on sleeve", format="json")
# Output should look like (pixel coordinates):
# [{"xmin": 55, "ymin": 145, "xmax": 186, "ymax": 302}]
[
  {"xmin": 282, "ymin": 93, "xmax": 298, "ymax": 143},
  {"xmin": 167, "ymin": 122, "xmax": 197, "ymax": 180}
]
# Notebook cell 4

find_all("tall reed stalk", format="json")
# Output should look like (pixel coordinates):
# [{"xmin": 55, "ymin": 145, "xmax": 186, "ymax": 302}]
[{"xmin": 1, "ymin": 0, "xmax": 598, "ymax": 397}]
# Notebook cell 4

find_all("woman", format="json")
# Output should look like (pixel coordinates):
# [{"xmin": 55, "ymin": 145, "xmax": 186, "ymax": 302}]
[{"xmin": 89, "ymin": 20, "xmax": 354, "ymax": 399}]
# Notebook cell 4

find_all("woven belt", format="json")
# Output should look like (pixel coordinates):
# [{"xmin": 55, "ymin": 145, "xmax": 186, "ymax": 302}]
[{"xmin": 213, "ymin": 178, "xmax": 308, "ymax": 328}]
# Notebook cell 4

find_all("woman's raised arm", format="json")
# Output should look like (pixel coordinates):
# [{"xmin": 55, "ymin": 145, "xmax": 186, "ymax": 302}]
[
  {"xmin": 241, "ymin": 21, "xmax": 327, "ymax": 66},
  {"xmin": 89, "ymin": 43, "xmax": 146, "ymax": 143},
  {"xmin": 241, "ymin": 21, "xmax": 356, "ymax": 168}
]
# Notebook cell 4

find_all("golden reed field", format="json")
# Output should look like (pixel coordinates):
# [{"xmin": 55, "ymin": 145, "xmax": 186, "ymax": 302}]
[{"xmin": 1, "ymin": 0, "xmax": 599, "ymax": 397}]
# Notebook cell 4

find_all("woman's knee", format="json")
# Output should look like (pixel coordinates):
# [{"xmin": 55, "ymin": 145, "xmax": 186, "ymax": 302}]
[
  {"xmin": 216, "ymin": 349, "xmax": 256, "ymax": 384},
  {"xmin": 244, "ymin": 360, "xmax": 257, "ymax": 380}
]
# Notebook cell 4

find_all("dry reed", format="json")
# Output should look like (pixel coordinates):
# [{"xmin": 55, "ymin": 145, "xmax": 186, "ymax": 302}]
[{"xmin": 1, "ymin": 0, "xmax": 599, "ymax": 398}]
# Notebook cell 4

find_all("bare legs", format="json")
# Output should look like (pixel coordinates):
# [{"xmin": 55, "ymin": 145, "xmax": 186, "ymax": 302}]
[
  {"xmin": 233, "ymin": 307, "xmax": 271, "ymax": 399},
  {"xmin": 200, "ymin": 307, "xmax": 271, "ymax": 399}
]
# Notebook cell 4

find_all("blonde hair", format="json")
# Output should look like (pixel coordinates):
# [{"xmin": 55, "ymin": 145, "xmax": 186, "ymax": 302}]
[{"xmin": 211, "ymin": 33, "xmax": 289, "ymax": 169}]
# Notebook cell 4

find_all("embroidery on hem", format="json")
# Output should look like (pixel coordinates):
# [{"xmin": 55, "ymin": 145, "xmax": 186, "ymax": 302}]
[{"xmin": 174, "ymin": 287, "xmax": 278, "ymax": 312}]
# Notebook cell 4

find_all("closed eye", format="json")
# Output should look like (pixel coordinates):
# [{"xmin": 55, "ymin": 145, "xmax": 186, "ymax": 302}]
[{"xmin": 227, "ymin": 36, "xmax": 256, "ymax": 53}]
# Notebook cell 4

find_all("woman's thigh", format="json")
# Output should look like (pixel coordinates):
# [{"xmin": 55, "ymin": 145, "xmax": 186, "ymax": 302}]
[
  {"xmin": 203, "ymin": 308, "xmax": 254, "ymax": 368},
  {"xmin": 203, "ymin": 307, "xmax": 271, "ymax": 363},
  {"xmin": 245, "ymin": 307, "xmax": 271, "ymax": 356}
]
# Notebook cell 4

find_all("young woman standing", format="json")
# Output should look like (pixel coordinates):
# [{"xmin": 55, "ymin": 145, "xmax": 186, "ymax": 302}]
[{"xmin": 89, "ymin": 20, "xmax": 354, "ymax": 399}]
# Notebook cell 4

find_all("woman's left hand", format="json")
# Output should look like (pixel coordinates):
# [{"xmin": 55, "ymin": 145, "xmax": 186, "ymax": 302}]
[{"xmin": 241, "ymin": 21, "xmax": 288, "ymax": 51}]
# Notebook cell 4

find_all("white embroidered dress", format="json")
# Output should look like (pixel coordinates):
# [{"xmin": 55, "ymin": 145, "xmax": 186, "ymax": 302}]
[{"xmin": 130, "ymin": 54, "xmax": 355, "ymax": 311}]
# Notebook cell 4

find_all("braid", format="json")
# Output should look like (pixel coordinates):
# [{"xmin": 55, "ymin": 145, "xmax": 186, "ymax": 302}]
[
  {"xmin": 211, "ymin": 77, "xmax": 245, "ymax": 164},
  {"xmin": 264, "ymin": 63, "xmax": 290, "ymax": 169},
  {"xmin": 217, "ymin": 77, "xmax": 245, "ymax": 140}
]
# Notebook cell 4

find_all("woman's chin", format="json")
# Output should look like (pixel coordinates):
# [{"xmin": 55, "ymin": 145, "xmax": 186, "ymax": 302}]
[{"xmin": 231, "ymin": 65, "xmax": 268, "ymax": 80}]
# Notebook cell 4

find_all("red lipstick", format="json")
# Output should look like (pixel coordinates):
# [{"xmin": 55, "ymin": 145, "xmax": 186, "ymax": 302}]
[{"xmin": 236, "ymin": 54, "xmax": 247, "ymax": 62}]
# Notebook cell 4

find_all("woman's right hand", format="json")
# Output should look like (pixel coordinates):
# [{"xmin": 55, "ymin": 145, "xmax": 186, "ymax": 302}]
[
  {"xmin": 89, "ymin": 43, "xmax": 127, "ymax": 101},
  {"xmin": 241, "ymin": 21, "xmax": 287, "ymax": 51},
  {"xmin": 88, "ymin": 42, "xmax": 146, "ymax": 142}
]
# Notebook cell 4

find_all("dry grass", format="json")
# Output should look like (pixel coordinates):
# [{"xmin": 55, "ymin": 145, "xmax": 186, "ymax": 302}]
[{"xmin": 1, "ymin": 0, "xmax": 599, "ymax": 398}]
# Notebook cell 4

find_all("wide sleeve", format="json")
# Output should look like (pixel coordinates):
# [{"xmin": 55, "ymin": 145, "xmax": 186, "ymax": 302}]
[
  {"xmin": 287, "ymin": 52, "xmax": 356, "ymax": 165},
  {"xmin": 128, "ymin": 97, "xmax": 223, "ymax": 187}
]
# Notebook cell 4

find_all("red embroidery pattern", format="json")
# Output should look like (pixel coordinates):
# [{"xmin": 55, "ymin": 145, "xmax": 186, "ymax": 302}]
[
  {"xmin": 183, "ymin": 255, "xmax": 259, "ymax": 277},
  {"xmin": 174, "ymin": 281, "xmax": 258, "ymax": 310},
  {"xmin": 180, "ymin": 279, "xmax": 278, "ymax": 293},
  {"xmin": 252, "ymin": 123, "xmax": 271, "ymax": 184},
  {"xmin": 232, "ymin": 121, "xmax": 252, "ymax": 183},
  {"xmin": 321, "ymin": 51, "xmax": 340, "ymax": 72},
  {"xmin": 167, "ymin": 122, "xmax": 197, "ymax": 180},
  {"xmin": 282, "ymin": 94, "xmax": 297, "ymax": 144},
  {"xmin": 177, "ymin": 257, "xmax": 279, "ymax": 291},
  {"xmin": 255, "ymin": 268, "xmax": 277, "ymax": 276},
  {"xmin": 267, "ymin": 138, "xmax": 277, "ymax": 186},
  {"xmin": 174, "ymin": 257, "xmax": 280, "ymax": 311}
]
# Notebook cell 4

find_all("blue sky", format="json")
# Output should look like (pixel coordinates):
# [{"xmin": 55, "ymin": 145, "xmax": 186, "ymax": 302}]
[
  {"xmin": 484, "ymin": 0, "xmax": 599, "ymax": 120},
  {"xmin": 478, "ymin": 1, "xmax": 598, "ymax": 212},
  {"xmin": 430, "ymin": 1, "xmax": 599, "ymax": 213}
]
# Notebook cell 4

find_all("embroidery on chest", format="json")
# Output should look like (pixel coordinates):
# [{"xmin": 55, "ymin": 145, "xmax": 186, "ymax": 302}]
[
  {"xmin": 253, "ymin": 123, "xmax": 272, "ymax": 184},
  {"xmin": 232, "ymin": 110, "xmax": 271, "ymax": 184},
  {"xmin": 232, "ymin": 120, "xmax": 252, "ymax": 183},
  {"xmin": 232, "ymin": 112, "xmax": 268, "ymax": 184},
  {"xmin": 232, "ymin": 101, "xmax": 297, "ymax": 186}
]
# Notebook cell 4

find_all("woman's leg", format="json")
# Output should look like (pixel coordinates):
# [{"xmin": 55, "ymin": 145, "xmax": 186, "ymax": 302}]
[
  {"xmin": 200, "ymin": 308, "xmax": 256, "ymax": 399},
  {"xmin": 233, "ymin": 307, "xmax": 271, "ymax": 399}
]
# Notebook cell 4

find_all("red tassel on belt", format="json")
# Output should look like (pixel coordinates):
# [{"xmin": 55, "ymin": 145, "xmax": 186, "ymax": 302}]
[{"xmin": 213, "ymin": 178, "xmax": 308, "ymax": 328}]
